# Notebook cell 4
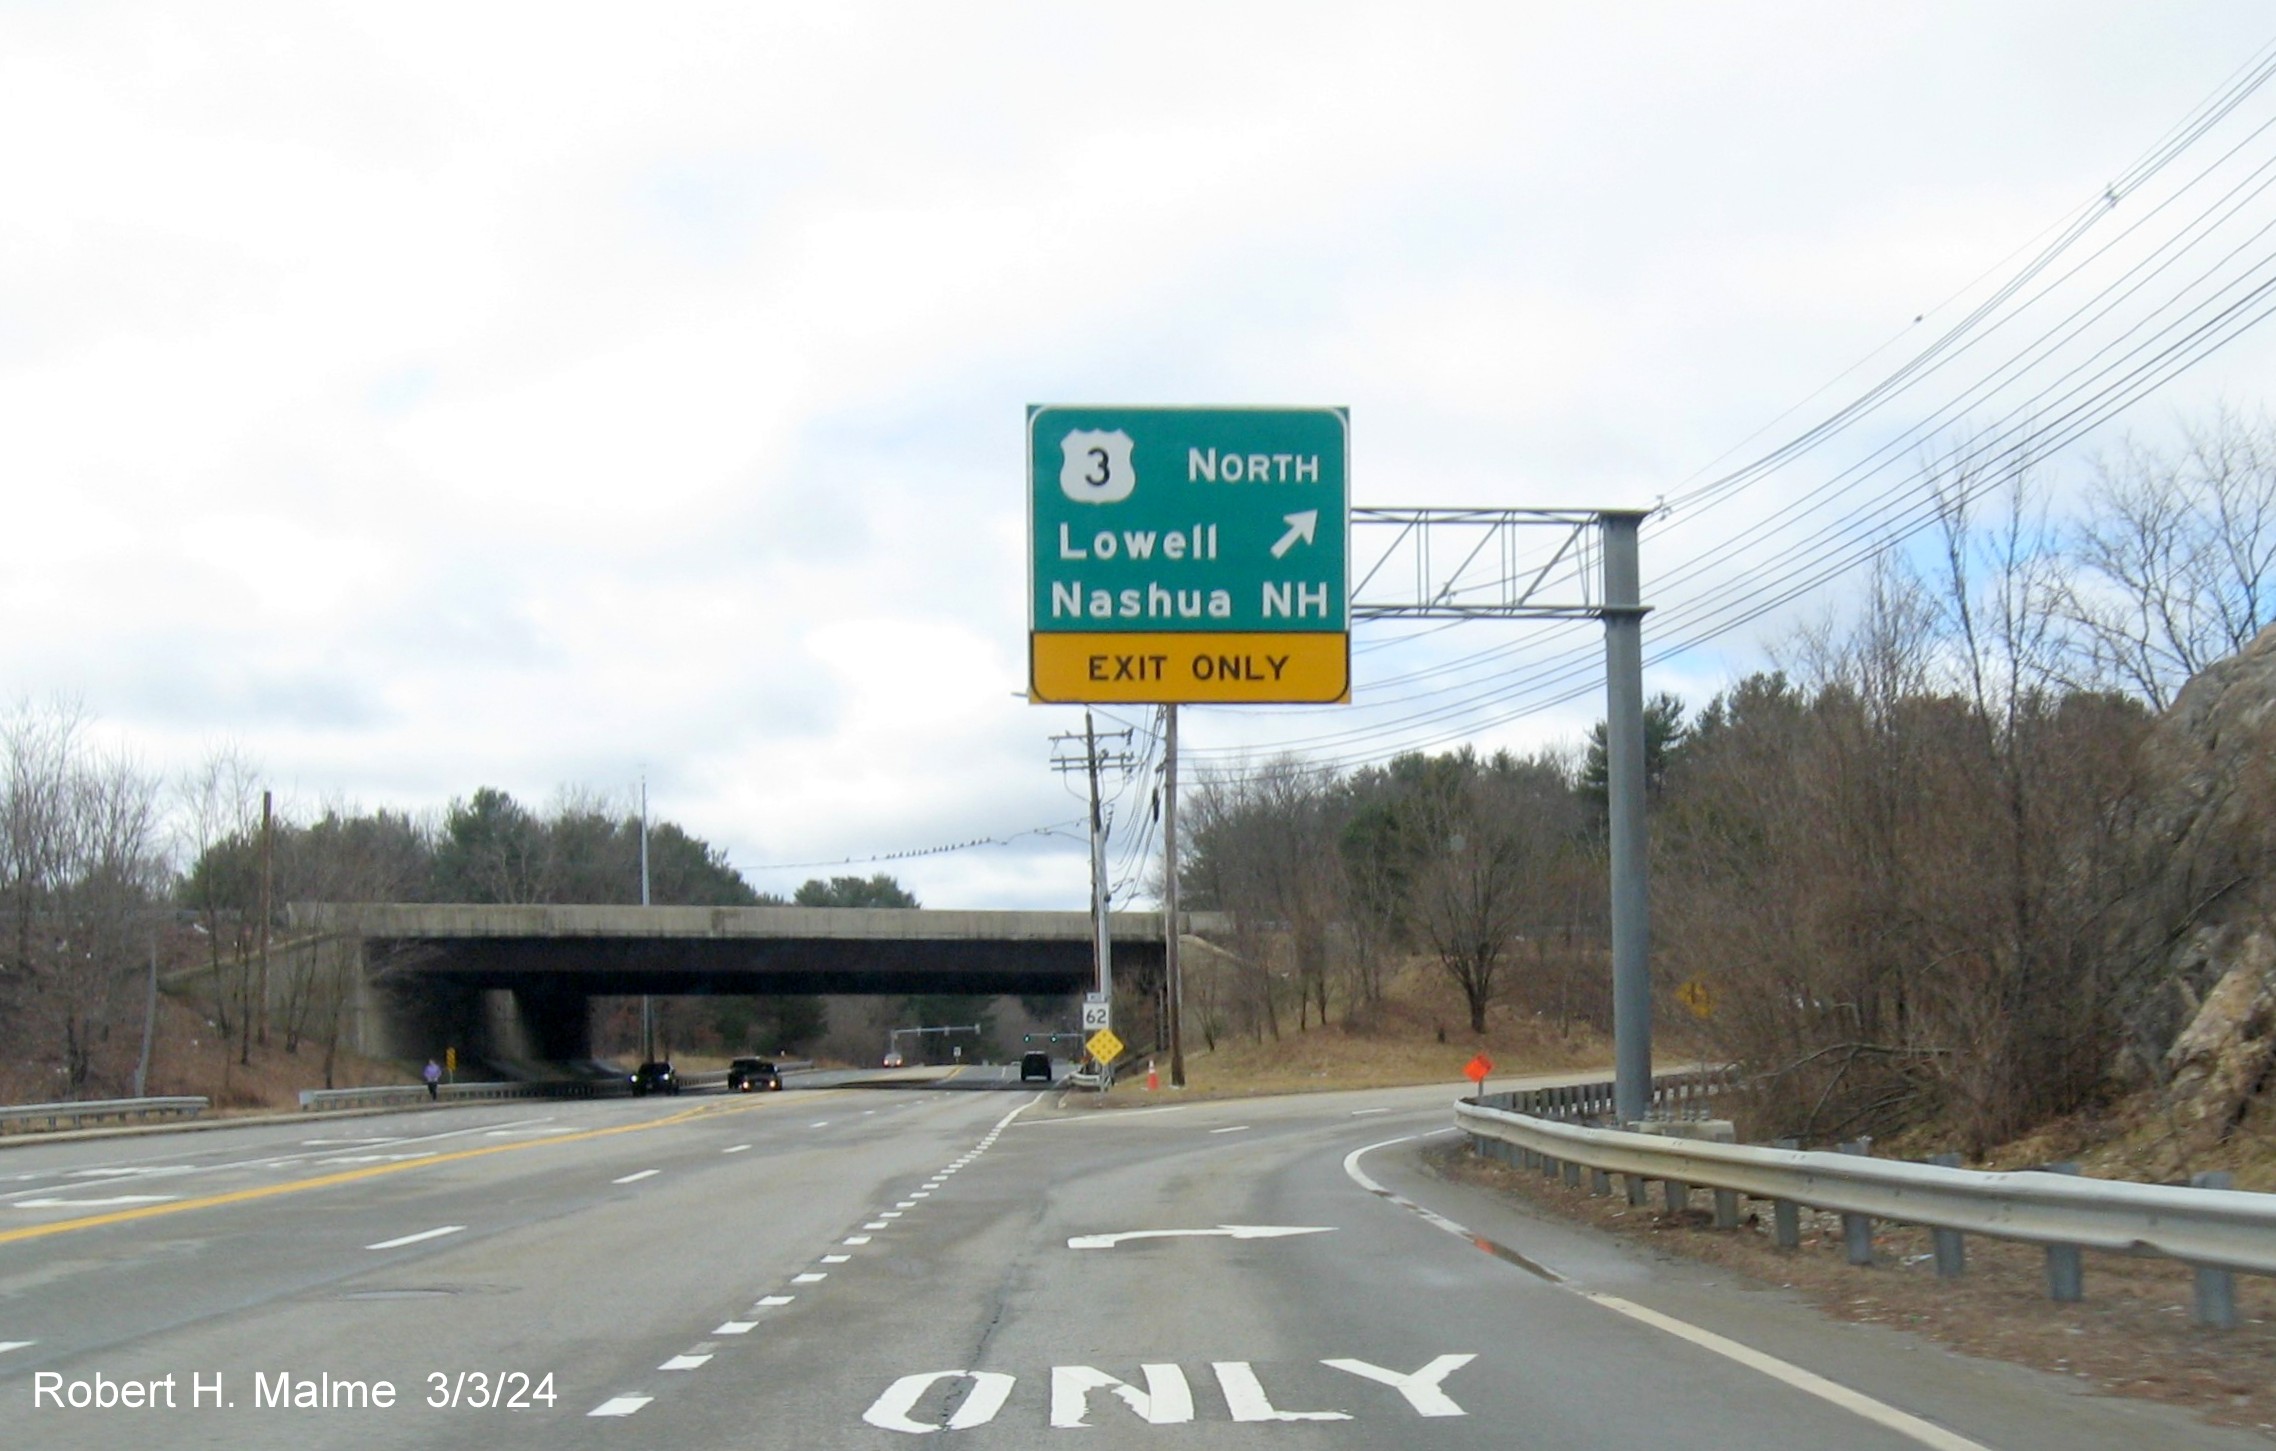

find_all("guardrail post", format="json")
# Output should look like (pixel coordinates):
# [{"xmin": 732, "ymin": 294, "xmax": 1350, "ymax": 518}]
[
  {"xmin": 1838, "ymin": 1140, "xmax": 1874, "ymax": 1265},
  {"xmin": 2191, "ymin": 1171, "xmax": 2237, "ymax": 1329},
  {"xmin": 1541, "ymin": 1153, "xmax": 1559, "ymax": 1180},
  {"xmin": 1562, "ymin": 1160, "xmax": 1581, "ymax": 1188},
  {"xmin": 1928, "ymin": 1153, "xmax": 1967, "ymax": 1277},
  {"xmin": 1626, "ymin": 1173, "xmax": 1649, "ymax": 1207},
  {"xmin": 1589, "ymin": 1168, "xmax": 1611, "ymax": 1197},
  {"xmin": 1770, "ymin": 1138, "xmax": 1801, "ymax": 1247},
  {"xmin": 1773, "ymin": 1199, "xmax": 1801, "ymax": 1248},
  {"xmin": 1664, "ymin": 1179, "xmax": 1689, "ymax": 1216},
  {"xmin": 2043, "ymin": 1162, "xmax": 2084, "ymax": 1302},
  {"xmin": 1713, "ymin": 1188, "xmax": 1739, "ymax": 1229}
]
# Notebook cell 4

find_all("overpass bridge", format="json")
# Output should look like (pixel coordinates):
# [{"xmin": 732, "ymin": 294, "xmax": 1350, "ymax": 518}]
[{"xmin": 286, "ymin": 902, "xmax": 1230, "ymax": 1062}]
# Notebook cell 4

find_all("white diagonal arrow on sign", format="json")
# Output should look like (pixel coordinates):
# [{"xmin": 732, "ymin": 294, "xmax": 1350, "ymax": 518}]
[
  {"xmin": 1067, "ymin": 1224, "xmax": 1334, "ymax": 1250},
  {"xmin": 1269, "ymin": 510, "xmax": 1319, "ymax": 559}
]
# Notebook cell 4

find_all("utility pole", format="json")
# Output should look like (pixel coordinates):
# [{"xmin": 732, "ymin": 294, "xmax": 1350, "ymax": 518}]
[
  {"xmin": 1162, "ymin": 704, "xmax": 1185, "ymax": 1088},
  {"xmin": 257, "ymin": 789, "xmax": 273, "ymax": 1049},
  {"xmin": 1050, "ymin": 716, "xmax": 1135, "ymax": 1081},
  {"xmin": 639, "ymin": 774, "xmax": 654, "ymax": 1063},
  {"xmin": 133, "ymin": 925, "xmax": 157, "ymax": 1098},
  {"xmin": 1084, "ymin": 711, "xmax": 1109, "ymax": 1011}
]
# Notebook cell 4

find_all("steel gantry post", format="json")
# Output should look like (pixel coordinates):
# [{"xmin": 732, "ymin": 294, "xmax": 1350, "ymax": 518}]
[
  {"xmin": 1600, "ymin": 512, "xmax": 1652, "ymax": 1125},
  {"xmin": 1348, "ymin": 505, "xmax": 1655, "ymax": 1123}
]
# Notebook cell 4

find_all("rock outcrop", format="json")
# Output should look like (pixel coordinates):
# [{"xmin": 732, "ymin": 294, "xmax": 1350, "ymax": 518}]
[{"xmin": 2131, "ymin": 623, "xmax": 2276, "ymax": 1167}]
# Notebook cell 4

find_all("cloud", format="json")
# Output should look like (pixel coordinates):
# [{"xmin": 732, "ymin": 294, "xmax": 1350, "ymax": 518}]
[{"xmin": 4, "ymin": 1, "xmax": 2275, "ymax": 905}]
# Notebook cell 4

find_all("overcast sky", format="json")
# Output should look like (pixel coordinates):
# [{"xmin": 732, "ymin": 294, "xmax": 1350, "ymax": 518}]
[{"xmin": 7, "ymin": 2, "xmax": 2276, "ymax": 910}]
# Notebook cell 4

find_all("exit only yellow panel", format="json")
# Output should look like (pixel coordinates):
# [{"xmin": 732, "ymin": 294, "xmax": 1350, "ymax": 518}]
[{"xmin": 1031, "ymin": 632, "xmax": 1349, "ymax": 704}]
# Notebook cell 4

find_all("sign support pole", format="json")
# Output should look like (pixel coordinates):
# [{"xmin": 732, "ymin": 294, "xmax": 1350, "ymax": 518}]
[
  {"xmin": 1602, "ymin": 512, "xmax": 1652, "ymax": 1126},
  {"xmin": 1162, "ymin": 703, "xmax": 1184, "ymax": 1088},
  {"xmin": 1085, "ymin": 712, "xmax": 1113, "ymax": 1087}
]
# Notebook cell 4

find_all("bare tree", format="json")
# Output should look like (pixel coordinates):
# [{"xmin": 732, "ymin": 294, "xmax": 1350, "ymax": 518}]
[
  {"xmin": 2062, "ymin": 409, "xmax": 2276, "ymax": 708},
  {"xmin": 1, "ymin": 701, "xmax": 167, "ymax": 1096}
]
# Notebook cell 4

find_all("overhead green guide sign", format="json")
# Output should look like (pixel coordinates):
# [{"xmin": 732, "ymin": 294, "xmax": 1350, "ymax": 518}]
[{"xmin": 1027, "ymin": 405, "xmax": 1349, "ymax": 704}]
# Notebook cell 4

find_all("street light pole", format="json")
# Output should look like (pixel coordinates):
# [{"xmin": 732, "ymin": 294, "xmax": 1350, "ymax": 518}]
[{"xmin": 639, "ymin": 775, "xmax": 653, "ymax": 1063}]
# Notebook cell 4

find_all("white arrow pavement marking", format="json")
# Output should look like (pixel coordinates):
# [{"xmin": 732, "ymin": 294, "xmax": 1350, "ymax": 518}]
[
  {"xmin": 1067, "ymin": 1224, "xmax": 1334, "ymax": 1250},
  {"xmin": 1270, "ymin": 510, "xmax": 1320, "ymax": 559}
]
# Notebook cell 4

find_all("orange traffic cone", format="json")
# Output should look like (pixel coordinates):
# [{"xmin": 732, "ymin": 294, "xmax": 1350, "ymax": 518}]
[{"xmin": 1146, "ymin": 1060, "xmax": 1160, "ymax": 1091}]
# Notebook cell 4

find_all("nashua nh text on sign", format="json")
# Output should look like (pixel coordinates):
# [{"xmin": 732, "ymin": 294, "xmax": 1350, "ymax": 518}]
[{"xmin": 1027, "ymin": 405, "xmax": 1350, "ymax": 704}]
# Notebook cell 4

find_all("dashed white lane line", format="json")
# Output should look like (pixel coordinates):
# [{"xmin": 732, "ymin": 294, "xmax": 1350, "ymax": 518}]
[
  {"xmin": 1209, "ymin": 1126, "xmax": 1251, "ymax": 1135},
  {"xmin": 0, "ymin": 1341, "xmax": 33, "ymax": 1355},
  {"xmin": 575, "ymin": 1097, "xmax": 1034, "ymax": 1427},
  {"xmin": 366, "ymin": 1225, "xmax": 464, "ymax": 1250},
  {"xmin": 895, "ymin": 1200, "xmax": 916, "ymax": 1208},
  {"xmin": 15, "ymin": 1195, "xmax": 178, "ymax": 1209},
  {"xmin": 809, "ymin": 1121, "xmax": 830, "ymax": 1128},
  {"xmin": 1351, "ymin": 1108, "xmax": 1393, "ymax": 1116}
]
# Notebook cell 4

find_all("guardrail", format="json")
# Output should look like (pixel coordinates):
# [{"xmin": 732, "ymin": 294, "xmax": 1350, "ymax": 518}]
[
  {"xmin": 299, "ymin": 1080, "xmax": 628, "ymax": 1111},
  {"xmin": 0, "ymin": 1096, "xmax": 210, "ymax": 1134},
  {"xmin": 300, "ymin": 1061, "xmax": 825, "ymax": 1112},
  {"xmin": 1457, "ymin": 1082, "xmax": 2270, "ymax": 1329}
]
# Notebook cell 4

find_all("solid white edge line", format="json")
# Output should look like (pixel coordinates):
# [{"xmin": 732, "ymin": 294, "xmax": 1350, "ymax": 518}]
[
  {"xmin": 587, "ymin": 1395, "xmax": 651, "ymax": 1417},
  {"xmin": 365, "ymin": 1225, "xmax": 465, "ymax": 1250},
  {"xmin": 1341, "ymin": 1134, "xmax": 1991, "ymax": 1451},
  {"xmin": 1581, "ymin": 1294, "xmax": 1993, "ymax": 1451}
]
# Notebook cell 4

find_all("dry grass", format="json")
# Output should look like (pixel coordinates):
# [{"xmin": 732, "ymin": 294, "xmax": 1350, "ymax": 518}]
[
  {"xmin": 0, "ymin": 990, "xmax": 413, "ymax": 1115},
  {"xmin": 1112, "ymin": 958, "xmax": 1614, "ymax": 1100}
]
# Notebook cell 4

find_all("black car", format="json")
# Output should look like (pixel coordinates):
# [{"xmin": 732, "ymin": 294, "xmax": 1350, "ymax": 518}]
[
  {"xmin": 630, "ymin": 1060, "xmax": 680, "ymax": 1096},
  {"xmin": 727, "ymin": 1057, "xmax": 782, "ymax": 1092},
  {"xmin": 1020, "ymin": 1051, "xmax": 1054, "ymax": 1083}
]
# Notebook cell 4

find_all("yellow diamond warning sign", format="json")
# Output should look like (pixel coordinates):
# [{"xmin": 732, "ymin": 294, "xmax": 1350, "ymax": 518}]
[{"xmin": 1085, "ymin": 1028, "xmax": 1125, "ymax": 1065}]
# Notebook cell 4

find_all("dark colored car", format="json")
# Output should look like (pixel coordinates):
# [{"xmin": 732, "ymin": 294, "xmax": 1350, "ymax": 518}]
[
  {"xmin": 630, "ymin": 1060, "xmax": 680, "ymax": 1096},
  {"xmin": 727, "ymin": 1057, "xmax": 782, "ymax": 1092},
  {"xmin": 1020, "ymin": 1051, "xmax": 1054, "ymax": 1083}
]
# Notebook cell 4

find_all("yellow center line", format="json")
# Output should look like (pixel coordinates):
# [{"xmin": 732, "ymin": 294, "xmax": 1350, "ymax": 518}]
[{"xmin": 0, "ymin": 1090, "xmax": 845, "ymax": 1247}]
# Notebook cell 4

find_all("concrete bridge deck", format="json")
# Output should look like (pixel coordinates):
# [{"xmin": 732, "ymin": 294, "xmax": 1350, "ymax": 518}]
[{"xmin": 286, "ymin": 903, "xmax": 1232, "ymax": 1059}]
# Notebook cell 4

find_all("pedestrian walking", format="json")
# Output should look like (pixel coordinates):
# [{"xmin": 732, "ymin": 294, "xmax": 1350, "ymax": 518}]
[{"xmin": 423, "ymin": 1058, "xmax": 442, "ymax": 1101}]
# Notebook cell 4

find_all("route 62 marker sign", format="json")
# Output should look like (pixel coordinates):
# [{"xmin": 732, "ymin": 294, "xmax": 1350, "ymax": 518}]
[{"xmin": 1081, "ymin": 997, "xmax": 1112, "ymax": 1032}]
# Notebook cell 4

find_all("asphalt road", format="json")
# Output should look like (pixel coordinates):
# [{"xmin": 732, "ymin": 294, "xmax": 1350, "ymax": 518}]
[{"xmin": 0, "ymin": 1072, "xmax": 2260, "ymax": 1450}]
